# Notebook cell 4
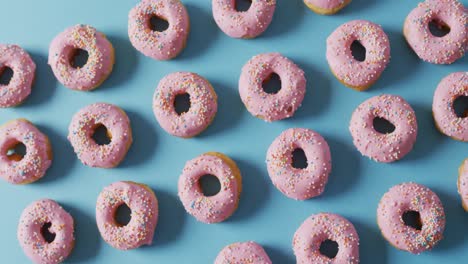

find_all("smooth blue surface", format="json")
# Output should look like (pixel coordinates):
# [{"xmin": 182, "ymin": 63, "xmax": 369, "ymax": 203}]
[{"xmin": 1, "ymin": 0, "xmax": 467, "ymax": 263}]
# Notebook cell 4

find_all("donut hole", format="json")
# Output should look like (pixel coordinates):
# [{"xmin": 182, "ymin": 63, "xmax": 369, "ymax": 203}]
[
  {"xmin": 0, "ymin": 66, "xmax": 14, "ymax": 85},
  {"xmin": 149, "ymin": 15, "xmax": 169, "ymax": 32},
  {"xmin": 373, "ymin": 117, "xmax": 395, "ymax": 134},
  {"xmin": 402, "ymin": 210, "xmax": 422, "ymax": 231},
  {"xmin": 92, "ymin": 124, "xmax": 112, "ymax": 146},
  {"xmin": 452, "ymin": 95, "xmax": 468, "ymax": 118},
  {"xmin": 291, "ymin": 148, "xmax": 308, "ymax": 169},
  {"xmin": 70, "ymin": 48, "xmax": 89, "ymax": 69},
  {"xmin": 199, "ymin": 174, "xmax": 221, "ymax": 197},
  {"xmin": 262, "ymin": 73, "xmax": 282, "ymax": 95},
  {"xmin": 235, "ymin": 0, "xmax": 252, "ymax": 12},
  {"xmin": 351, "ymin": 40, "xmax": 366, "ymax": 62},
  {"xmin": 319, "ymin": 239, "xmax": 339, "ymax": 259},
  {"xmin": 174, "ymin": 93, "xmax": 191, "ymax": 115},
  {"xmin": 115, "ymin": 203, "xmax": 132, "ymax": 226},
  {"xmin": 6, "ymin": 141, "xmax": 26, "ymax": 161},
  {"xmin": 428, "ymin": 19, "xmax": 451, "ymax": 38},
  {"xmin": 41, "ymin": 222, "xmax": 56, "ymax": 243}
]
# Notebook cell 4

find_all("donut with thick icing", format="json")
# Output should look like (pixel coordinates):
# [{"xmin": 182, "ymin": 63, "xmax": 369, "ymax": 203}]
[
  {"xmin": 68, "ymin": 103, "xmax": 132, "ymax": 168},
  {"xmin": 215, "ymin": 241, "xmax": 272, "ymax": 264},
  {"xmin": 212, "ymin": 0, "xmax": 276, "ymax": 39},
  {"xmin": 266, "ymin": 128, "xmax": 331, "ymax": 200},
  {"xmin": 18, "ymin": 199, "xmax": 74, "ymax": 264},
  {"xmin": 377, "ymin": 182, "xmax": 446, "ymax": 254},
  {"xmin": 153, "ymin": 72, "xmax": 217, "ymax": 138},
  {"xmin": 349, "ymin": 94, "xmax": 418, "ymax": 163},
  {"xmin": 239, "ymin": 53, "xmax": 306, "ymax": 122},
  {"xmin": 48, "ymin": 24, "xmax": 114, "ymax": 91},
  {"xmin": 304, "ymin": 0, "xmax": 351, "ymax": 15},
  {"xmin": 326, "ymin": 20, "xmax": 390, "ymax": 91},
  {"xmin": 432, "ymin": 72, "xmax": 468, "ymax": 141},
  {"xmin": 96, "ymin": 181, "xmax": 158, "ymax": 250},
  {"xmin": 178, "ymin": 152, "xmax": 242, "ymax": 223},
  {"xmin": 404, "ymin": 0, "xmax": 467, "ymax": 64},
  {"xmin": 293, "ymin": 213, "xmax": 359, "ymax": 264},
  {"xmin": 0, "ymin": 44, "xmax": 36, "ymax": 107},
  {"xmin": 458, "ymin": 158, "xmax": 468, "ymax": 211},
  {"xmin": 0, "ymin": 119, "xmax": 52, "ymax": 184},
  {"xmin": 128, "ymin": 0, "xmax": 190, "ymax": 60}
]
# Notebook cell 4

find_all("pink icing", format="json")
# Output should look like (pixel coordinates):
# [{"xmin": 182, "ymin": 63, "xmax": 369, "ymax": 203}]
[
  {"xmin": 128, "ymin": 0, "xmax": 190, "ymax": 60},
  {"xmin": 96, "ymin": 181, "xmax": 158, "ymax": 250},
  {"xmin": 266, "ymin": 128, "xmax": 331, "ymax": 200},
  {"xmin": 0, "ymin": 44, "xmax": 36, "ymax": 107},
  {"xmin": 239, "ymin": 53, "xmax": 306, "ymax": 122},
  {"xmin": 404, "ymin": 0, "xmax": 467, "ymax": 64},
  {"xmin": 292, "ymin": 213, "xmax": 359, "ymax": 264},
  {"xmin": 178, "ymin": 153, "xmax": 241, "ymax": 224},
  {"xmin": 349, "ymin": 94, "xmax": 418, "ymax": 163},
  {"xmin": 377, "ymin": 182, "xmax": 446, "ymax": 254},
  {"xmin": 458, "ymin": 159, "xmax": 468, "ymax": 210},
  {"xmin": 214, "ymin": 241, "xmax": 272, "ymax": 264},
  {"xmin": 304, "ymin": 0, "xmax": 350, "ymax": 10},
  {"xmin": 432, "ymin": 72, "xmax": 468, "ymax": 141},
  {"xmin": 212, "ymin": 0, "xmax": 276, "ymax": 39},
  {"xmin": 326, "ymin": 20, "xmax": 390, "ymax": 90},
  {"xmin": 0, "ymin": 119, "xmax": 52, "ymax": 184},
  {"xmin": 153, "ymin": 72, "xmax": 218, "ymax": 138},
  {"xmin": 68, "ymin": 103, "xmax": 132, "ymax": 168},
  {"xmin": 18, "ymin": 199, "xmax": 74, "ymax": 264},
  {"xmin": 48, "ymin": 24, "xmax": 114, "ymax": 91}
]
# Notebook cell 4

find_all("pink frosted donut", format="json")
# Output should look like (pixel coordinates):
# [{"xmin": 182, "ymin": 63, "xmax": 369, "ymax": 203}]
[
  {"xmin": 303, "ymin": 0, "xmax": 351, "ymax": 15},
  {"xmin": 327, "ymin": 20, "xmax": 390, "ymax": 91},
  {"xmin": 128, "ymin": 0, "xmax": 190, "ymax": 60},
  {"xmin": 96, "ymin": 181, "xmax": 158, "ymax": 250},
  {"xmin": 153, "ymin": 72, "xmax": 217, "ymax": 138},
  {"xmin": 0, "ymin": 119, "xmax": 52, "ymax": 184},
  {"xmin": 18, "ymin": 199, "xmax": 74, "ymax": 264},
  {"xmin": 212, "ymin": 0, "xmax": 276, "ymax": 39},
  {"xmin": 239, "ymin": 53, "xmax": 306, "ymax": 122},
  {"xmin": 68, "ymin": 103, "xmax": 132, "ymax": 168},
  {"xmin": 0, "ymin": 44, "xmax": 36, "ymax": 107},
  {"xmin": 293, "ymin": 213, "xmax": 359, "ymax": 264},
  {"xmin": 178, "ymin": 152, "xmax": 242, "ymax": 223},
  {"xmin": 432, "ymin": 72, "xmax": 468, "ymax": 141},
  {"xmin": 377, "ymin": 182, "xmax": 446, "ymax": 254},
  {"xmin": 266, "ymin": 128, "xmax": 331, "ymax": 200},
  {"xmin": 458, "ymin": 158, "xmax": 468, "ymax": 211},
  {"xmin": 404, "ymin": 0, "xmax": 467, "ymax": 64},
  {"xmin": 349, "ymin": 94, "xmax": 417, "ymax": 163},
  {"xmin": 48, "ymin": 24, "xmax": 114, "ymax": 91},
  {"xmin": 215, "ymin": 241, "xmax": 272, "ymax": 264}
]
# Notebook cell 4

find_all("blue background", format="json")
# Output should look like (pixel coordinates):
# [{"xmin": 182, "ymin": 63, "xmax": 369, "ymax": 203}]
[{"xmin": 1, "ymin": 0, "xmax": 467, "ymax": 263}]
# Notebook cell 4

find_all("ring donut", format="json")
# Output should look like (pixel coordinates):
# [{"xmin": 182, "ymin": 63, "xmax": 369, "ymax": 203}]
[
  {"xmin": 215, "ymin": 241, "xmax": 272, "ymax": 264},
  {"xmin": 178, "ymin": 152, "xmax": 242, "ymax": 223},
  {"xmin": 266, "ymin": 128, "xmax": 332, "ymax": 200},
  {"xmin": 48, "ymin": 24, "xmax": 114, "ymax": 91},
  {"xmin": 327, "ymin": 20, "xmax": 390, "ymax": 91},
  {"xmin": 404, "ymin": 0, "xmax": 467, "ymax": 64},
  {"xmin": 96, "ymin": 181, "xmax": 159, "ymax": 250},
  {"xmin": 293, "ymin": 213, "xmax": 359, "ymax": 264},
  {"xmin": 18, "ymin": 199, "xmax": 75, "ymax": 264},
  {"xmin": 0, "ymin": 44, "xmax": 36, "ymax": 107},
  {"xmin": 212, "ymin": 0, "xmax": 276, "ymax": 39},
  {"xmin": 432, "ymin": 72, "xmax": 468, "ymax": 141},
  {"xmin": 377, "ymin": 182, "xmax": 446, "ymax": 254},
  {"xmin": 0, "ymin": 119, "xmax": 52, "ymax": 184},
  {"xmin": 128, "ymin": 0, "xmax": 190, "ymax": 60},
  {"xmin": 239, "ymin": 53, "xmax": 306, "ymax": 122},
  {"xmin": 68, "ymin": 103, "xmax": 133, "ymax": 168},
  {"xmin": 349, "ymin": 94, "xmax": 418, "ymax": 163}
]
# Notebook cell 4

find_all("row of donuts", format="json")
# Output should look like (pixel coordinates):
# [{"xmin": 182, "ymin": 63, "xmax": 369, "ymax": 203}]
[
  {"xmin": 17, "ymin": 177, "xmax": 454, "ymax": 263},
  {"xmin": 1, "ymin": 0, "xmax": 466, "ymax": 108}
]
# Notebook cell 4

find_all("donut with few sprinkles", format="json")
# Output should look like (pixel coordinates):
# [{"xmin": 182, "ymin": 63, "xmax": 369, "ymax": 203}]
[
  {"xmin": 214, "ymin": 241, "xmax": 272, "ymax": 264},
  {"xmin": 304, "ymin": 0, "xmax": 351, "ymax": 15}
]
